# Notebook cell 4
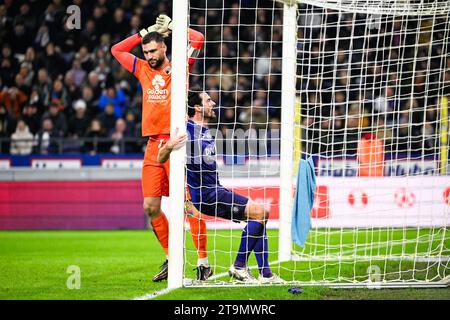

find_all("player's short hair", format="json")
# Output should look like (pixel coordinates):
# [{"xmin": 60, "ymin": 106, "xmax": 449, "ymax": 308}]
[
  {"xmin": 187, "ymin": 87, "xmax": 203, "ymax": 117},
  {"xmin": 142, "ymin": 32, "xmax": 165, "ymax": 45}
]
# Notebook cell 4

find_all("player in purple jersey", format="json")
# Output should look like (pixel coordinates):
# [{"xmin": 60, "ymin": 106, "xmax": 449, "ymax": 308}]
[{"xmin": 158, "ymin": 88, "xmax": 284, "ymax": 283}]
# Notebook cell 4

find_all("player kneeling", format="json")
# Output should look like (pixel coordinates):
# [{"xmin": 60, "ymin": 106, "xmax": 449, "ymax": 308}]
[{"xmin": 158, "ymin": 88, "xmax": 284, "ymax": 284}]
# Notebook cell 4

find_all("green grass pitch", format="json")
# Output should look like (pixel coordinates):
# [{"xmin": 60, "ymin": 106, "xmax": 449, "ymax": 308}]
[{"xmin": 0, "ymin": 229, "xmax": 449, "ymax": 300}]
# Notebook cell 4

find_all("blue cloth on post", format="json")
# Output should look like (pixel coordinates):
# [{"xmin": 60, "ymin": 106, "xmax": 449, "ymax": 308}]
[{"xmin": 291, "ymin": 156, "xmax": 316, "ymax": 248}]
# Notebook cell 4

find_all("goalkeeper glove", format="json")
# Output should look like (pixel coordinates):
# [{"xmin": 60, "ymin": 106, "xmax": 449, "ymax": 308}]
[
  {"xmin": 138, "ymin": 14, "xmax": 172, "ymax": 38},
  {"xmin": 139, "ymin": 23, "xmax": 158, "ymax": 38},
  {"xmin": 155, "ymin": 14, "xmax": 173, "ymax": 38}
]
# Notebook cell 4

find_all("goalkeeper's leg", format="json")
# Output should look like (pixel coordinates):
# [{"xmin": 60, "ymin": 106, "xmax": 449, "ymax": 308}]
[
  {"xmin": 144, "ymin": 196, "xmax": 170, "ymax": 282},
  {"xmin": 185, "ymin": 201, "xmax": 213, "ymax": 281}
]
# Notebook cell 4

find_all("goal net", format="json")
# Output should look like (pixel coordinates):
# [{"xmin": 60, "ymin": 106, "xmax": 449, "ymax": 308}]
[{"xmin": 172, "ymin": 0, "xmax": 450, "ymax": 288}]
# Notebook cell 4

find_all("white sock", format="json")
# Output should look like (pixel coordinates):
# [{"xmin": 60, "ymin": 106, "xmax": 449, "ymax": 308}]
[{"xmin": 197, "ymin": 257, "xmax": 209, "ymax": 267}]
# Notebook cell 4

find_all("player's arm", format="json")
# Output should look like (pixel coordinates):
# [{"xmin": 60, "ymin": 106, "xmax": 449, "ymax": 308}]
[
  {"xmin": 110, "ymin": 23, "xmax": 160, "ymax": 73},
  {"xmin": 157, "ymin": 127, "xmax": 188, "ymax": 163},
  {"xmin": 187, "ymin": 28, "xmax": 204, "ymax": 72},
  {"xmin": 155, "ymin": 15, "xmax": 205, "ymax": 71}
]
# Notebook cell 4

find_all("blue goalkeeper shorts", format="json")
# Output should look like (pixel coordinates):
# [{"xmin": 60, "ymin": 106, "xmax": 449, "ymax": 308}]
[{"xmin": 192, "ymin": 187, "xmax": 248, "ymax": 222}]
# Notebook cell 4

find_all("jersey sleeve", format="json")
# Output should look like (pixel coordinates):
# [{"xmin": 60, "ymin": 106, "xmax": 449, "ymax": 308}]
[
  {"xmin": 133, "ymin": 58, "xmax": 147, "ymax": 80},
  {"xmin": 187, "ymin": 28, "xmax": 205, "ymax": 72},
  {"xmin": 111, "ymin": 33, "xmax": 142, "ymax": 74}
]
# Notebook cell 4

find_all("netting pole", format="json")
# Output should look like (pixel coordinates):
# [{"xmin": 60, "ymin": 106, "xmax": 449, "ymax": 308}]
[
  {"xmin": 168, "ymin": 0, "xmax": 188, "ymax": 289},
  {"xmin": 278, "ymin": 0, "xmax": 298, "ymax": 262}
]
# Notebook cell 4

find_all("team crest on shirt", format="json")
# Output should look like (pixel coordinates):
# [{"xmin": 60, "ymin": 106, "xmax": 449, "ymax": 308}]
[
  {"xmin": 147, "ymin": 74, "xmax": 168, "ymax": 102},
  {"xmin": 164, "ymin": 66, "xmax": 172, "ymax": 74},
  {"xmin": 151, "ymin": 74, "xmax": 165, "ymax": 89}
]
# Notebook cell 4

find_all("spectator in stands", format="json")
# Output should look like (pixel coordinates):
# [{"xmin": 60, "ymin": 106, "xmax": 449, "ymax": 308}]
[
  {"xmin": 68, "ymin": 100, "xmax": 90, "ymax": 138},
  {"xmin": 34, "ymin": 117, "xmax": 59, "ymax": 155},
  {"xmin": 22, "ymin": 104, "xmax": 40, "ymax": 135},
  {"xmin": 109, "ymin": 118, "xmax": 128, "ymax": 154},
  {"xmin": 0, "ymin": 43, "xmax": 18, "ymax": 87},
  {"xmin": 80, "ymin": 19, "xmax": 98, "ymax": 52},
  {"xmin": 18, "ymin": 62, "xmax": 34, "ymax": 90},
  {"xmin": 51, "ymin": 78, "xmax": 69, "ymax": 108},
  {"xmin": 0, "ymin": 85, "xmax": 28, "ymax": 119},
  {"xmin": 33, "ymin": 68, "xmax": 52, "ymax": 108},
  {"xmin": 34, "ymin": 23, "xmax": 51, "ymax": 51},
  {"xmin": 10, "ymin": 119, "xmax": 33, "ymax": 155},
  {"xmin": 77, "ymin": 46, "xmax": 94, "ymax": 73},
  {"xmin": 97, "ymin": 103, "xmax": 117, "ymax": 135},
  {"xmin": 124, "ymin": 111, "xmax": 139, "ymax": 138},
  {"xmin": 23, "ymin": 47, "xmax": 37, "ymax": 75},
  {"xmin": 83, "ymin": 118, "xmax": 110, "ymax": 155},
  {"xmin": 80, "ymin": 86, "xmax": 99, "ymax": 117},
  {"xmin": 37, "ymin": 42, "xmax": 67, "ymax": 80},
  {"xmin": 67, "ymin": 58, "xmax": 87, "ymax": 88},
  {"xmin": 0, "ymin": 0, "xmax": 446, "ymax": 158},
  {"xmin": 42, "ymin": 100, "xmax": 68, "ymax": 137},
  {"xmin": 86, "ymin": 71, "xmax": 103, "ymax": 101},
  {"xmin": 0, "ymin": 103, "xmax": 16, "ymax": 153},
  {"xmin": 98, "ymin": 87, "xmax": 127, "ymax": 119}
]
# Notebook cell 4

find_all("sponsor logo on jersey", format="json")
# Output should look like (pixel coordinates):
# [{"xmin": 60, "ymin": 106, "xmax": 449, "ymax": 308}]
[{"xmin": 147, "ymin": 74, "xmax": 169, "ymax": 102}]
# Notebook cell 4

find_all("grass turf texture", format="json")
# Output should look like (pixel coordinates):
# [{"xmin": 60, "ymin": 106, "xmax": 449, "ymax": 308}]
[{"xmin": 0, "ymin": 230, "xmax": 449, "ymax": 300}]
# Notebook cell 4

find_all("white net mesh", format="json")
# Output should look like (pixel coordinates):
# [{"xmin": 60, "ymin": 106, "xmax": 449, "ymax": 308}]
[
  {"xmin": 293, "ymin": 0, "xmax": 450, "ymax": 286},
  {"xmin": 181, "ymin": 0, "xmax": 450, "ymax": 287}
]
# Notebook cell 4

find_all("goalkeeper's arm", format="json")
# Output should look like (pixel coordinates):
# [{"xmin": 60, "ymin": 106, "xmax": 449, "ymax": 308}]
[
  {"xmin": 155, "ymin": 14, "xmax": 205, "ymax": 71},
  {"xmin": 110, "ymin": 23, "xmax": 160, "ymax": 73},
  {"xmin": 187, "ymin": 28, "xmax": 204, "ymax": 72},
  {"xmin": 157, "ymin": 128, "xmax": 187, "ymax": 163},
  {"xmin": 111, "ymin": 34, "xmax": 142, "ymax": 73}
]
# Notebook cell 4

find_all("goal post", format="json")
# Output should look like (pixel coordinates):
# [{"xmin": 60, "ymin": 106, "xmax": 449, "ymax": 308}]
[
  {"xmin": 168, "ymin": 0, "xmax": 189, "ymax": 289},
  {"xmin": 278, "ymin": 0, "xmax": 298, "ymax": 262}
]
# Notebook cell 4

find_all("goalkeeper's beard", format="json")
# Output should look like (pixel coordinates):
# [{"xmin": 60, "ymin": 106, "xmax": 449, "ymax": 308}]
[{"xmin": 148, "ymin": 57, "xmax": 164, "ymax": 69}]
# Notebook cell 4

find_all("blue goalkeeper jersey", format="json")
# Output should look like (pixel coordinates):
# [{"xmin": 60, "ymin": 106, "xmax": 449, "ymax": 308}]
[{"xmin": 186, "ymin": 119, "xmax": 220, "ymax": 203}]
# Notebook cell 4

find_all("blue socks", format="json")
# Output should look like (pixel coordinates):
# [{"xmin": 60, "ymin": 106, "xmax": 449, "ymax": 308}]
[
  {"xmin": 234, "ymin": 220, "xmax": 263, "ymax": 268},
  {"xmin": 234, "ymin": 220, "xmax": 272, "ymax": 277},
  {"xmin": 254, "ymin": 225, "xmax": 272, "ymax": 278}
]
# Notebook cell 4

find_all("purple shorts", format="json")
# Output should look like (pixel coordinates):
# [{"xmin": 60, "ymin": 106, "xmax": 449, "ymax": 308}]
[{"xmin": 192, "ymin": 187, "xmax": 249, "ymax": 222}]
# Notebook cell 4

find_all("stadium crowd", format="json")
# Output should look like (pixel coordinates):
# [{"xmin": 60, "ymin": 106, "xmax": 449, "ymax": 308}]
[
  {"xmin": 0, "ymin": 0, "xmax": 448, "ymax": 157},
  {"xmin": 0, "ymin": 0, "xmax": 283, "ymax": 156}
]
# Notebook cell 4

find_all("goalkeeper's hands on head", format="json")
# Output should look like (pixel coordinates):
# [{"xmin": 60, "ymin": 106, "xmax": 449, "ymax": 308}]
[
  {"xmin": 155, "ymin": 14, "xmax": 172, "ymax": 37},
  {"xmin": 139, "ymin": 14, "xmax": 172, "ymax": 38}
]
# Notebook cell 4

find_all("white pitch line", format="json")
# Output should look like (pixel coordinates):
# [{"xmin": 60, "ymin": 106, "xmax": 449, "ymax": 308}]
[
  {"xmin": 132, "ymin": 260, "xmax": 282, "ymax": 300},
  {"xmin": 133, "ymin": 287, "xmax": 174, "ymax": 300}
]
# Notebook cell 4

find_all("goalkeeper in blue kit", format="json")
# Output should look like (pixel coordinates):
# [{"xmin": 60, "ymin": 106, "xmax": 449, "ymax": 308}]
[{"xmin": 157, "ymin": 88, "xmax": 284, "ymax": 283}]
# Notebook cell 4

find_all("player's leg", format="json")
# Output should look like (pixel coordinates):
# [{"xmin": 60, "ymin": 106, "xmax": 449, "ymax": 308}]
[
  {"xmin": 185, "ymin": 201, "xmax": 208, "ymax": 263},
  {"xmin": 185, "ymin": 201, "xmax": 212, "ymax": 281},
  {"xmin": 245, "ymin": 202, "xmax": 284, "ymax": 283},
  {"xmin": 143, "ymin": 196, "xmax": 167, "ymax": 252},
  {"xmin": 142, "ymin": 139, "xmax": 170, "ymax": 282},
  {"xmin": 207, "ymin": 189, "xmax": 259, "ymax": 282},
  {"xmin": 229, "ymin": 201, "xmax": 267, "ymax": 281}
]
